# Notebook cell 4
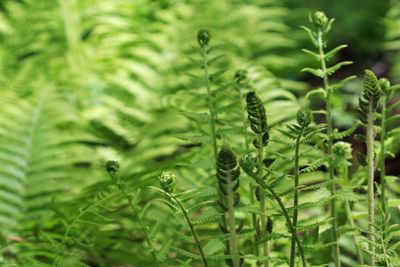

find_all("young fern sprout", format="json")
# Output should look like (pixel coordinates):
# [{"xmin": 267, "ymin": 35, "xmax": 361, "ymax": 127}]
[
  {"xmin": 216, "ymin": 144, "xmax": 243, "ymax": 267},
  {"xmin": 197, "ymin": 29, "xmax": 230, "ymax": 240},
  {"xmin": 239, "ymin": 156, "xmax": 308, "ymax": 267},
  {"xmin": 234, "ymin": 69, "xmax": 261, "ymax": 258},
  {"xmin": 378, "ymin": 78, "xmax": 390, "ymax": 215},
  {"xmin": 152, "ymin": 171, "xmax": 209, "ymax": 267},
  {"xmin": 234, "ymin": 69, "xmax": 250, "ymax": 152},
  {"xmin": 360, "ymin": 208, "xmax": 400, "ymax": 266},
  {"xmin": 246, "ymin": 91, "xmax": 270, "ymax": 267},
  {"xmin": 289, "ymin": 107, "xmax": 312, "ymax": 267},
  {"xmin": 198, "ymin": 29, "xmax": 218, "ymax": 161},
  {"xmin": 357, "ymin": 70, "xmax": 381, "ymax": 266},
  {"xmin": 302, "ymin": 11, "xmax": 356, "ymax": 266},
  {"xmin": 333, "ymin": 142, "xmax": 364, "ymax": 264},
  {"xmin": 376, "ymin": 78, "xmax": 400, "ymax": 215},
  {"xmin": 105, "ymin": 160, "xmax": 161, "ymax": 267}
]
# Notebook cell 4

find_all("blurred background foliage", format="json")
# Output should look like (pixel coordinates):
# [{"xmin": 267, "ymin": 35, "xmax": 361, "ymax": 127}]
[{"xmin": 0, "ymin": 0, "xmax": 398, "ymax": 266}]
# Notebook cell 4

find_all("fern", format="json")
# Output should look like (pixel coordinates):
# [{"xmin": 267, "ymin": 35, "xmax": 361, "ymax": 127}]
[
  {"xmin": 358, "ymin": 70, "xmax": 381, "ymax": 266},
  {"xmin": 246, "ymin": 91, "xmax": 271, "ymax": 266},
  {"xmin": 302, "ymin": 11, "xmax": 357, "ymax": 266},
  {"xmin": 360, "ymin": 209, "xmax": 400, "ymax": 266},
  {"xmin": 215, "ymin": 144, "xmax": 242, "ymax": 267}
]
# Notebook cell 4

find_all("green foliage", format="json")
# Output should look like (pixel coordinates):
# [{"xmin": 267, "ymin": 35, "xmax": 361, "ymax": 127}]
[{"xmin": 0, "ymin": 1, "xmax": 398, "ymax": 267}]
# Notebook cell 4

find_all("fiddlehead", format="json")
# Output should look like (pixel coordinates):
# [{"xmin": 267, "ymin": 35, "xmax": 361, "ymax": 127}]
[
  {"xmin": 358, "ymin": 70, "xmax": 381, "ymax": 266},
  {"xmin": 289, "ymin": 108, "xmax": 311, "ymax": 267},
  {"xmin": 152, "ymin": 171, "xmax": 209, "ymax": 267},
  {"xmin": 333, "ymin": 142, "xmax": 364, "ymax": 264},
  {"xmin": 302, "ymin": 11, "xmax": 356, "ymax": 266},
  {"xmin": 246, "ymin": 91, "xmax": 270, "ymax": 267},
  {"xmin": 105, "ymin": 160, "xmax": 161, "ymax": 267},
  {"xmin": 216, "ymin": 144, "xmax": 243, "ymax": 267}
]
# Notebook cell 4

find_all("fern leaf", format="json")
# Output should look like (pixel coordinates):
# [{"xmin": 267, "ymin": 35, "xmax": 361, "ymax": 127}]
[
  {"xmin": 326, "ymin": 61, "xmax": 353, "ymax": 76},
  {"xmin": 305, "ymin": 87, "xmax": 326, "ymax": 100},
  {"xmin": 300, "ymin": 156, "xmax": 329, "ymax": 173},
  {"xmin": 302, "ymin": 67, "xmax": 325, "ymax": 78},
  {"xmin": 325, "ymin": 44, "xmax": 348, "ymax": 61}
]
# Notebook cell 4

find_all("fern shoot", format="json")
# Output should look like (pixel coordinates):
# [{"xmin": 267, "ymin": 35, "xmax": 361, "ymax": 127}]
[
  {"xmin": 360, "ymin": 208, "xmax": 400, "ymax": 266},
  {"xmin": 240, "ymin": 156, "xmax": 308, "ymax": 267},
  {"xmin": 105, "ymin": 160, "xmax": 161, "ymax": 267},
  {"xmin": 302, "ymin": 11, "xmax": 356, "ymax": 266},
  {"xmin": 235, "ymin": 69, "xmax": 250, "ymax": 152},
  {"xmin": 246, "ymin": 91, "xmax": 270, "ymax": 267},
  {"xmin": 333, "ymin": 142, "xmax": 364, "ymax": 264},
  {"xmin": 358, "ymin": 70, "xmax": 381, "ymax": 266},
  {"xmin": 289, "ymin": 108, "xmax": 312, "ymax": 267},
  {"xmin": 153, "ymin": 171, "xmax": 209, "ymax": 267},
  {"xmin": 378, "ymin": 78, "xmax": 389, "ymax": 215},
  {"xmin": 216, "ymin": 144, "xmax": 242, "ymax": 267},
  {"xmin": 234, "ymin": 69, "xmax": 260, "ymax": 258},
  {"xmin": 198, "ymin": 29, "xmax": 218, "ymax": 161}
]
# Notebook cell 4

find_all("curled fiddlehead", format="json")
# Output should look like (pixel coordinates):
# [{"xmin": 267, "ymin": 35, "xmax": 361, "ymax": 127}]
[
  {"xmin": 358, "ymin": 70, "xmax": 381, "ymax": 266},
  {"xmin": 216, "ymin": 144, "xmax": 243, "ymax": 267},
  {"xmin": 246, "ymin": 91, "xmax": 269, "ymax": 149},
  {"xmin": 245, "ymin": 91, "xmax": 270, "ymax": 266},
  {"xmin": 358, "ymin": 70, "xmax": 380, "ymax": 124},
  {"xmin": 105, "ymin": 160, "xmax": 161, "ymax": 267},
  {"xmin": 153, "ymin": 171, "xmax": 209, "ymax": 267}
]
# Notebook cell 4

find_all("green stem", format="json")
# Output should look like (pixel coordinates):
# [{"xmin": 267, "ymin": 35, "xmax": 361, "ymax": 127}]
[
  {"xmin": 257, "ymin": 128, "xmax": 269, "ymax": 267},
  {"xmin": 173, "ymin": 195, "xmax": 209, "ymax": 267},
  {"xmin": 238, "ymin": 84, "xmax": 250, "ymax": 152},
  {"xmin": 380, "ymin": 93, "xmax": 386, "ymax": 215},
  {"xmin": 289, "ymin": 126, "xmax": 304, "ymax": 267},
  {"xmin": 201, "ymin": 45, "xmax": 218, "ymax": 162},
  {"xmin": 379, "ymin": 213, "xmax": 390, "ymax": 267},
  {"xmin": 119, "ymin": 182, "xmax": 161, "ymax": 267},
  {"xmin": 246, "ymin": 171, "xmax": 307, "ymax": 267},
  {"xmin": 344, "ymin": 201, "xmax": 364, "ymax": 264},
  {"xmin": 227, "ymin": 170, "xmax": 240, "ymax": 267},
  {"xmin": 237, "ymin": 83, "xmax": 258, "ymax": 257},
  {"xmin": 201, "ymin": 43, "xmax": 227, "ymax": 236},
  {"xmin": 318, "ymin": 30, "xmax": 340, "ymax": 267},
  {"xmin": 366, "ymin": 102, "xmax": 375, "ymax": 267}
]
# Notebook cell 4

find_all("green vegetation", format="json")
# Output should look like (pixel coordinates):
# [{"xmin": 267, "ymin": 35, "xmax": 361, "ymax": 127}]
[{"xmin": 0, "ymin": 1, "xmax": 399, "ymax": 266}]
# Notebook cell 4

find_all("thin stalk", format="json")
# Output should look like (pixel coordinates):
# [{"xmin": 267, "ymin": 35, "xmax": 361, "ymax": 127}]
[
  {"xmin": 120, "ymin": 184, "xmax": 161, "ymax": 267},
  {"xmin": 201, "ymin": 45, "xmax": 218, "ymax": 161},
  {"xmin": 289, "ymin": 126, "xmax": 305, "ymax": 267},
  {"xmin": 257, "ymin": 125, "xmax": 269, "ymax": 267},
  {"xmin": 379, "ymin": 213, "xmax": 390, "ymax": 267},
  {"xmin": 201, "ymin": 43, "xmax": 227, "ymax": 233},
  {"xmin": 366, "ymin": 101, "xmax": 375, "ymax": 266},
  {"xmin": 227, "ymin": 171, "xmax": 240, "ymax": 267},
  {"xmin": 317, "ymin": 30, "xmax": 340, "ymax": 267},
  {"xmin": 238, "ymin": 85, "xmax": 250, "ymax": 152},
  {"xmin": 172, "ymin": 195, "xmax": 209, "ymax": 267},
  {"xmin": 237, "ymin": 83, "xmax": 258, "ymax": 257},
  {"xmin": 344, "ymin": 201, "xmax": 364, "ymax": 264},
  {"xmin": 380, "ymin": 93, "xmax": 386, "ymax": 215},
  {"xmin": 246, "ymin": 171, "xmax": 307, "ymax": 267}
]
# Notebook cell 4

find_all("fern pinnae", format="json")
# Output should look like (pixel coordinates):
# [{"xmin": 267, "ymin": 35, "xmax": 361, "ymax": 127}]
[
  {"xmin": 105, "ymin": 161, "xmax": 162, "ymax": 267},
  {"xmin": 240, "ymin": 158, "xmax": 308, "ymax": 267},
  {"xmin": 358, "ymin": 70, "xmax": 381, "ymax": 266},
  {"xmin": 290, "ymin": 108, "xmax": 312, "ymax": 267},
  {"xmin": 246, "ymin": 91, "xmax": 270, "ymax": 267},
  {"xmin": 376, "ymin": 78, "xmax": 397, "ymax": 216},
  {"xmin": 153, "ymin": 171, "xmax": 209, "ymax": 267},
  {"xmin": 333, "ymin": 142, "xmax": 364, "ymax": 264}
]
